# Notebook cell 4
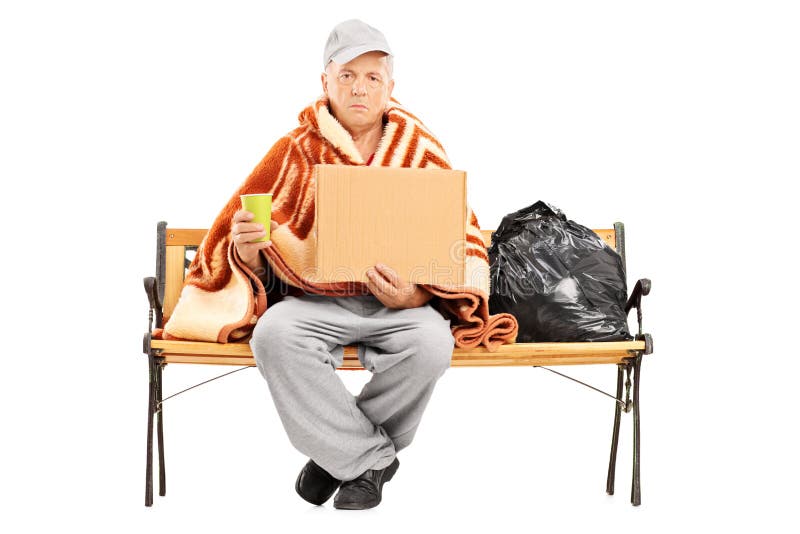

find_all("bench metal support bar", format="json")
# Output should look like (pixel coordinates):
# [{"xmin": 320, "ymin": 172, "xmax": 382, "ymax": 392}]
[
  {"xmin": 145, "ymin": 349, "xmax": 166, "ymax": 507},
  {"xmin": 604, "ymin": 355, "xmax": 643, "ymax": 506},
  {"xmin": 631, "ymin": 354, "xmax": 642, "ymax": 506},
  {"xmin": 536, "ymin": 365, "xmax": 628, "ymax": 409},
  {"xmin": 606, "ymin": 363, "xmax": 625, "ymax": 496},
  {"xmin": 158, "ymin": 366, "xmax": 251, "ymax": 407}
]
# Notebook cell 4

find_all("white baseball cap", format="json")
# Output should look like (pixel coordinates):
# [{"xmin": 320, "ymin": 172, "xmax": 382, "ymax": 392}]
[{"xmin": 323, "ymin": 19, "xmax": 393, "ymax": 69}]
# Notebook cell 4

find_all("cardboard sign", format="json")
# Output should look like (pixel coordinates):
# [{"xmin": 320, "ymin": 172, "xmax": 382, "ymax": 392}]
[{"xmin": 313, "ymin": 164, "xmax": 466, "ymax": 285}]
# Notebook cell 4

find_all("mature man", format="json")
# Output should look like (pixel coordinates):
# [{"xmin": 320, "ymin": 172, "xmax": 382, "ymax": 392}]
[
  {"xmin": 234, "ymin": 20, "xmax": 454, "ymax": 510},
  {"xmin": 163, "ymin": 18, "xmax": 517, "ymax": 511}
]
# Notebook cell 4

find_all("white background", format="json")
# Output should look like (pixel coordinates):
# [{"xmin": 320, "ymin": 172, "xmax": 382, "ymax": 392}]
[{"xmin": 2, "ymin": 0, "xmax": 798, "ymax": 532}]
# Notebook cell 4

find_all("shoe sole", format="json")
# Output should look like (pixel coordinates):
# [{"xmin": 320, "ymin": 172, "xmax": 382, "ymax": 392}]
[{"xmin": 334, "ymin": 458, "xmax": 400, "ymax": 510}]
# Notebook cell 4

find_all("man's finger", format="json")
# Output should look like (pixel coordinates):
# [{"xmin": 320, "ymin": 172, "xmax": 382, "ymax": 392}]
[
  {"xmin": 367, "ymin": 268, "xmax": 396, "ymax": 296},
  {"xmin": 234, "ymin": 222, "xmax": 266, "ymax": 234},
  {"xmin": 375, "ymin": 264, "xmax": 416, "ymax": 297},
  {"xmin": 374, "ymin": 263, "xmax": 401, "ymax": 287},
  {"xmin": 246, "ymin": 242, "xmax": 267, "ymax": 250},
  {"xmin": 365, "ymin": 279, "xmax": 389, "ymax": 308},
  {"xmin": 234, "ymin": 210, "xmax": 253, "ymax": 222},
  {"xmin": 236, "ymin": 230, "xmax": 268, "ymax": 243}
]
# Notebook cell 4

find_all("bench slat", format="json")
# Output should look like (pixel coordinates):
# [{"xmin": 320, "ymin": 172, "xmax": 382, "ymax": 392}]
[
  {"xmin": 163, "ymin": 246, "xmax": 186, "ymax": 320},
  {"xmin": 160, "ymin": 227, "xmax": 617, "ymax": 320},
  {"xmin": 157, "ymin": 354, "xmax": 634, "ymax": 368},
  {"xmin": 165, "ymin": 229, "xmax": 208, "ymax": 246},
  {"xmin": 166, "ymin": 228, "xmax": 616, "ymax": 249},
  {"xmin": 481, "ymin": 229, "xmax": 616, "ymax": 249},
  {"xmin": 150, "ymin": 339, "xmax": 645, "ymax": 368}
]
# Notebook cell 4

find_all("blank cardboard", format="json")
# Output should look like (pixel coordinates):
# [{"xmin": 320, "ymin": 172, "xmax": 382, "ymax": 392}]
[{"xmin": 313, "ymin": 164, "xmax": 466, "ymax": 285}]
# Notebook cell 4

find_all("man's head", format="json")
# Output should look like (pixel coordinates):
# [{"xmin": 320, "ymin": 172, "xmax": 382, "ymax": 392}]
[{"xmin": 321, "ymin": 20, "xmax": 395, "ymax": 133}]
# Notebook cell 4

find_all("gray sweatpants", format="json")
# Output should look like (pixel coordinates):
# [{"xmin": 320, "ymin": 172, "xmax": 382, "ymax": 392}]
[{"xmin": 250, "ymin": 293, "xmax": 454, "ymax": 482}]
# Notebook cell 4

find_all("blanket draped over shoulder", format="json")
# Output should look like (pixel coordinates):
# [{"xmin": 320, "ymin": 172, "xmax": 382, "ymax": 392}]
[{"xmin": 161, "ymin": 96, "xmax": 518, "ymax": 351}]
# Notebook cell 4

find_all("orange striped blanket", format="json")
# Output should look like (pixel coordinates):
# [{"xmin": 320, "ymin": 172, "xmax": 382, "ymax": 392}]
[{"xmin": 161, "ymin": 96, "xmax": 518, "ymax": 351}]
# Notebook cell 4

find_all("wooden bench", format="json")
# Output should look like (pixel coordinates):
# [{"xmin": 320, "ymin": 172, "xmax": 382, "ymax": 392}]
[{"xmin": 142, "ymin": 221, "xmax": 653, "ymax": 507}]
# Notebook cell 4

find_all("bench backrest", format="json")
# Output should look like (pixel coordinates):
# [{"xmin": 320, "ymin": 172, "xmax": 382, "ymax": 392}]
[{"xmin": 153, "ymin": 223, "xmax": 625, "ymax": 324}]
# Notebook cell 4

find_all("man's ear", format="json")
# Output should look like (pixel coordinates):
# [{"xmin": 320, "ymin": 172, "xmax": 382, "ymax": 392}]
[{"xmin": 320, "ymin": 72, "xmax": 328, "ymax": 96}]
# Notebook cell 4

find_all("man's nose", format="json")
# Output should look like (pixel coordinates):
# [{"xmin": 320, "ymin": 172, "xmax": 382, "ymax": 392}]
[{"xmin": 351, "ymin": 80, "xmax": 367, "ymax": 96}]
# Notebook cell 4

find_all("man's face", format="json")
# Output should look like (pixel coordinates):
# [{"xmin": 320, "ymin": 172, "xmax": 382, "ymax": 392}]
[{"xmin": 322, "ymin": 51, "xmax": 395, "ymax": 133}]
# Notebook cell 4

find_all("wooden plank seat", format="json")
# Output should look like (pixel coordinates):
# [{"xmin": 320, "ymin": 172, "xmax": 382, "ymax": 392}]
[
  {"xmin": 142, "ymin": 221, "xmax": 653, "ymax": 508},
  {"xmin": 151, "ymin": 339, "xmax": 646, "ymax": 368}
]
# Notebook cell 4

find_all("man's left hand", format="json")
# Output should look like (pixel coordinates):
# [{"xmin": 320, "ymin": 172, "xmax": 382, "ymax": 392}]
[{"xmin": 366, "ymin": 263, "xmax": 433, "ymax": 309}]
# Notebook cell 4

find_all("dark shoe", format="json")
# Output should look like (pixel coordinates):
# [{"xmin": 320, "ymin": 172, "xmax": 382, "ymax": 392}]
[
  {"xmin": 333, "ymin": 457, "xmax": 400, "ymax": 510},
  {"xmin": 295, "ymin": 459, "xmax": 342, "ymax": 505}
]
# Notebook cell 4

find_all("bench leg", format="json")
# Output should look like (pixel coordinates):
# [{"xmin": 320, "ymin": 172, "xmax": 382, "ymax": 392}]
[
  {"xmin": 145, "ymin": 354, "xmax": 156, "ymax": 507},
  {"xmin": 145, "ymin": 354, "xmax": 166, "ymax": 506},
  {"xmin": 631, "ymin": 355, "xmax": 642, "ymax": 506},
  {"xmin": 156, "ymin": 360, "xmax": 166, "ymax": 497},
  {"xmin": 606, "ymin": 364, "xmax": 625, "ymax": 495}
]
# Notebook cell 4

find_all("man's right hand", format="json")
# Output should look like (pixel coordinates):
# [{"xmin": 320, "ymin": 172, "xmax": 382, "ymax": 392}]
[{"xmin": 231, "ymin": 209, "xmax": 279, "ymax": 270}]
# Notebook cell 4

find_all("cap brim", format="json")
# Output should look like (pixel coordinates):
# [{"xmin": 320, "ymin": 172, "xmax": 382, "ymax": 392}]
[{"xmin": 329, "ymin": 43, "xmax": 392, "ymax": 67}]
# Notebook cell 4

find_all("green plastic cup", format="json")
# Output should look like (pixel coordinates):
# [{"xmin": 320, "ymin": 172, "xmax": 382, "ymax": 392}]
[{"xmin": 240, "ymin": 193, "xmax": 273, "ymax": 242}]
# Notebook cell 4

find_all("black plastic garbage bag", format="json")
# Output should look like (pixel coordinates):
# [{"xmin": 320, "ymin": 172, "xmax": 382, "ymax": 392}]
[{"xmin": 488, "ymin": 201, "xmax": 631, "ymax": 342}]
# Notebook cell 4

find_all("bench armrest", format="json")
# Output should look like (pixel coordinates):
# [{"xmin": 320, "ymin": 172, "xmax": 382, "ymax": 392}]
[
  {"xmin": 624, "ymin": 278, "xmax": 651, "ymax": 338},
  {"xmin": 143, "ymin": 276, "xmax": 163, "ymax": 332}
]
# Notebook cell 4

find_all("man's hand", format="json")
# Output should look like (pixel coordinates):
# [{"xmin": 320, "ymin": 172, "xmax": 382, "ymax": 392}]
[
  {"xmin": 366, "ymin": 263, "xmax": 433, "ymax": 309},
  {"xmin": 231, "ymin": 209, "xmax": 279, "ymax": 274}
]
